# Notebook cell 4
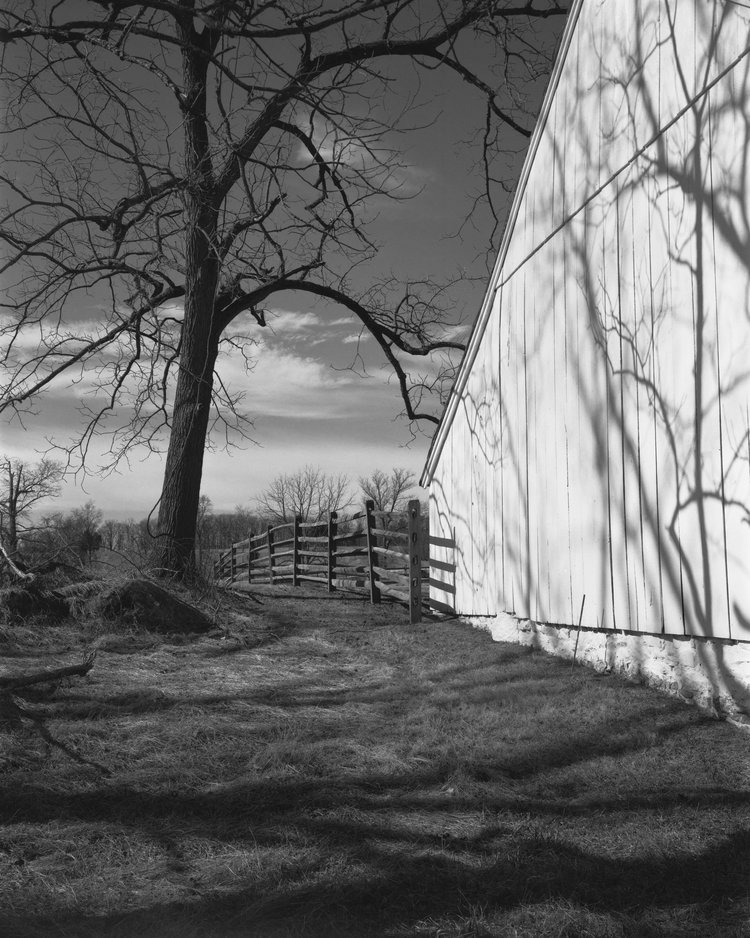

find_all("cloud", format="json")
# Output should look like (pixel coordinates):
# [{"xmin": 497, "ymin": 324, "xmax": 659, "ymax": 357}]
[
  {"xmin": 341, "ymin": 333, "xmax": 370, "ymax": 345},
  {"xmin": 1, "ymin": 292, "xmax": 435, "ymax": 519},
  {"xmin": 440, "ymin": 322, "xmax": 470, "ymax": 343},
  {"xmin": 265, "ymin": 308, "xmax": 325, "ymax": 336},
  {"xmin": 215, "ymin": 342, "xmax": 366, "ymax": 421},
  {"xmin": 234, "ymin": 307, "xmax": 362, "ymax": 349}
]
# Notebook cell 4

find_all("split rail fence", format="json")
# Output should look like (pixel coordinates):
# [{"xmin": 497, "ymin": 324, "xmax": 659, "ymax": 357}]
[{"xmin": 214, "ymin": 499, "xmax": 455, "ymax": 624}]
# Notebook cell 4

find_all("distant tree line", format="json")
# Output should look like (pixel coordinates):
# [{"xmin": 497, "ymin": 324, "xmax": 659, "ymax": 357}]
[{"xmin": 0, "ymin": 458, "xmax": 419, "ymax": 579}]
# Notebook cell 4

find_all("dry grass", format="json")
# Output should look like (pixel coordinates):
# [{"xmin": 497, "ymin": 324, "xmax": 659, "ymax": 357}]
[{"xmin": 0, "ymin": 584, "xmax": 748, "ymax": 937}]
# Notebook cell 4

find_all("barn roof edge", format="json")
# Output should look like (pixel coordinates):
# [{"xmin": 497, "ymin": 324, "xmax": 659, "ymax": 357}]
[{"xmin": 420, "ymin": 0, "xmax": 586, "ymax": 487}]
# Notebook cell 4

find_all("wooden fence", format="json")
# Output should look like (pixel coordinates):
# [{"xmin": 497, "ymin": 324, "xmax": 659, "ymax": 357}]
[{"xmin": 214, "ymin": 499, "xmax": 455, "ymax": 624}]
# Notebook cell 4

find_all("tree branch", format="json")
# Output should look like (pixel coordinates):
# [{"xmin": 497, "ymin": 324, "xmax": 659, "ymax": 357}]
[{"xmin": 0, "ymin": 654, "xmax": 95, "ymax": 691}]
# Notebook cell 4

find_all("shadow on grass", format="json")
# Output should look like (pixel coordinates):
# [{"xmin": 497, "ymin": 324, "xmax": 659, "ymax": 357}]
[
  {"xmin": 1, "ymin": 751, "xmax": 748, "ymax": 832},
  {"xmin": 2, "ymin": 772, "xmax": 749, "ymax": 938},
  {"xmin": 42, "ymin": 654, "xmax": 715, "ymax": 790},
  {"xmin": 48, "ymin": 644, "xmax": 538, "ymax": 721},
  {"xmin": 2, "ymin": 595, "xmax": 748, "ymax": 937}
]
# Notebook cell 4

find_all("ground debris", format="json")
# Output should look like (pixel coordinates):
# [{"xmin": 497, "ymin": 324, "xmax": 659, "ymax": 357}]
[{"xmin": 0, "ymin": 585, "xmax": 70, "ymax": 623}]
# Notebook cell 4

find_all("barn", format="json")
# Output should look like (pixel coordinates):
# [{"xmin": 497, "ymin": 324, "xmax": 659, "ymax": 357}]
[{"xmin": 421, "ymin": 0, "xmax": 750, "ymax": 719}]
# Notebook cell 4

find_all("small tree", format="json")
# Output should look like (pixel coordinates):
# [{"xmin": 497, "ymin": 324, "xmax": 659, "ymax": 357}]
[
  {"xmin": 34, "ymin": 501, "xmax": 104, "ymax": 568},
  {"xmin": 359, "ymin": 467, "xmax": 418, "ymax": 548},
  {"xmin": 65, "ymin": 502, "xmax": 105, "ymax": 566},
  {"xmin": 195, "ymin": 494, "xmax": 213, "ymax": 557},
  {"xmin": 359, "ymin": 468, "xmax": 417, "ymax": 515},
  {"xmin": 112, "ymin": 517, "xmax": 156, "ymax": 569},
  {"xmin": 257, "ymin": 467, "xmax": 351, "ymax": 524},
  {"xmin": 100, "ymin": 519, "xmax": 120, "ymax": 552},
  {"xmin": 0, "ymin": 456, "xmax": 63, "ymax": 564}
]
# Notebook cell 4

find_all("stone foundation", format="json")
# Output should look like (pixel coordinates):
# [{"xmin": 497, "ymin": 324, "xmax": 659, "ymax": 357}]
[{"xmin": 473, "ymin": 613, "xmax": 750, "ymax": 727}]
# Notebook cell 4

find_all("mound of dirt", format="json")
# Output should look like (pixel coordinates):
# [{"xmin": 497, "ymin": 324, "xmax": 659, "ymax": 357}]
[{"xmin": 86, "ymin": 579, "xmax": 213, "ymax": 634}]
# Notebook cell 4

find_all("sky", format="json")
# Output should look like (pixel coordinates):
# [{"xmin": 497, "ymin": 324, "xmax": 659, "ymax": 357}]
[
  {"xmin": 1, "ymin": 305, "xmax": 437, "ymax": 517},
  {"xmin": 0, "ymin": 4, "xmax": 567, "ymax": 523},
  {"xmin": 0, "ymin": 100, "xmax": 486, "ymax": 520}
]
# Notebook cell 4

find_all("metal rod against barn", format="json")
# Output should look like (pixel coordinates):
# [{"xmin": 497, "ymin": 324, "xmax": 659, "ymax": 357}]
[{"xmin": 571, "ymin": 594, "xmax": 587, "ymax": 671}]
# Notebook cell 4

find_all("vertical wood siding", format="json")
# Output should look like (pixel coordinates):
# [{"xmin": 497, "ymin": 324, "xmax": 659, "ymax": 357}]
[{"xmin": 430, "ymin": 0, "xmax": 750, "ymax": 641}]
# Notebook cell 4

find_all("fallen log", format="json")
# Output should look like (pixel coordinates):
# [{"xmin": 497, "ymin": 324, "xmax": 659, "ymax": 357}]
[{"xmin": 0, "ymin": 653, "xmax": 95, "ymax": 691}]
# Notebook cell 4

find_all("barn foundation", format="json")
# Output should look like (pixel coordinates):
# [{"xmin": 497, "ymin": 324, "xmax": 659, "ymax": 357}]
[{"xmin": 472, "ymin": 613, "xmax": 750, "ymax": 728}]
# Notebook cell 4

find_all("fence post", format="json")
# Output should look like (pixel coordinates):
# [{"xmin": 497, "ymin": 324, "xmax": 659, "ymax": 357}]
[
  {"xmin": 408, "ymin": 499, "xmax": 422, "ymax": 624},
  {"xmin": 327, "ymin": 510, "xmax": 337, "ymax": 592},
  {"xmin": 365, "ymin": 499, "xmax": 380, "ymax": 604},
  {"xmin": 292, "ymin": 516, "xmax": 300, "ymax": 587},
  {"xmin": 247, "ymin": 532, "xmax": 253, "ymax": 583},
  {"xmin": 231, "ymin": 540, "xmax": 237, "ymax": 583},
  {"xmin": 267, "ymin": 524, "xmax": 275, "ymax": 585}
]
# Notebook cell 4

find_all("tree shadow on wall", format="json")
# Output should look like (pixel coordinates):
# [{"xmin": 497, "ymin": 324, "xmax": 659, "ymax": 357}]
[{"xmin": 462, "ymin": 0, "xmax": 750, "ymax": 711}]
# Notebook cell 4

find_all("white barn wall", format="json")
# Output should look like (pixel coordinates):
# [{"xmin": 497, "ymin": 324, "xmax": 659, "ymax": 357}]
[{"xmin": 426, "ymin": 0, "xmax": 750, "ymax": 714}]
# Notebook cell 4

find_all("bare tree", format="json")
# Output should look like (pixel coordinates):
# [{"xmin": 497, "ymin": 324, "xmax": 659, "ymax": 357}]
[
  {"xmin": 257, "ymin": 466, "xmax": 351, "ymax": 524},
  {"xmin": 194, "ymin": 493, "xmax": 213, "ymax": 565},
  {"xmin": 359, "ymin": 467, "xmax": 417, "ymax": 514},
  {"xmin": 0, "ymin": 457, "xmax": 63, "ymax": 563},
  {"xmin": 68, "ymin": 502, "xmax": 105, "ymax": 565},
  {"xmin": 33, "ymin": 501, "xmax": 104, "ymax": 567},
  {"xmin": 0, "ymin": 1, "xmax": 568, "ymax": 578}
]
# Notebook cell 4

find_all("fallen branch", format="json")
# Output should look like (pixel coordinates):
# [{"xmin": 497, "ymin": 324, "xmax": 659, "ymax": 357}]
[
  {"xmin": 10, "ymin": 693, "xmax": 111, "ymax": 777},
  {"xmin": 0, "ymin": 652, "xmax": 108, "ymax": 775},
  {"xmin": 0, "ymin": 653, "xmax": 96, "ymax": 691},
  {"xmin": 0, "ymin": 538, "xmax": 34, "ymax": 582}
]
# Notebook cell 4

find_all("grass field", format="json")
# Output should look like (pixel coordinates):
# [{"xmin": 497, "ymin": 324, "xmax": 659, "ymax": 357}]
[{"xmin": 0, "ymin": 584, "xmax": 748, "ymax": 937}]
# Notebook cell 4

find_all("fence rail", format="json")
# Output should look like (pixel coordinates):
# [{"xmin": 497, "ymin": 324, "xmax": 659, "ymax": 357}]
[{"xmin": 214, "ymin": 499, "xmax": 455, "ymax": 623}]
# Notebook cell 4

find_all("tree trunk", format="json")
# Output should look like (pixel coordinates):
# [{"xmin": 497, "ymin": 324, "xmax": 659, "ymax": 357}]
[
  {"xmin": 155, "ymin": 24, "xmax": 221, "ymax": 581},
  {"xmin": 155, "ymin": 254, "xmax": 219, "ymax": 580},
  {"xmin": 155, "ymin": 371, "xmax": 217, "ymax": 579},
  {"xmin": 6, "ymin": 512, "xmax": 18, "ymax": 561},
  {"xmin": 4, "ymin": 462, "xmax": 19, "ymax": 560}
]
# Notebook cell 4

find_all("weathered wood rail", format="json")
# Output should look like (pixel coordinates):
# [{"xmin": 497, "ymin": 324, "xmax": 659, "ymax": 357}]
[{"xmin": 214, "ymin": 499, "xmax": 456, "ymax": 624}]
